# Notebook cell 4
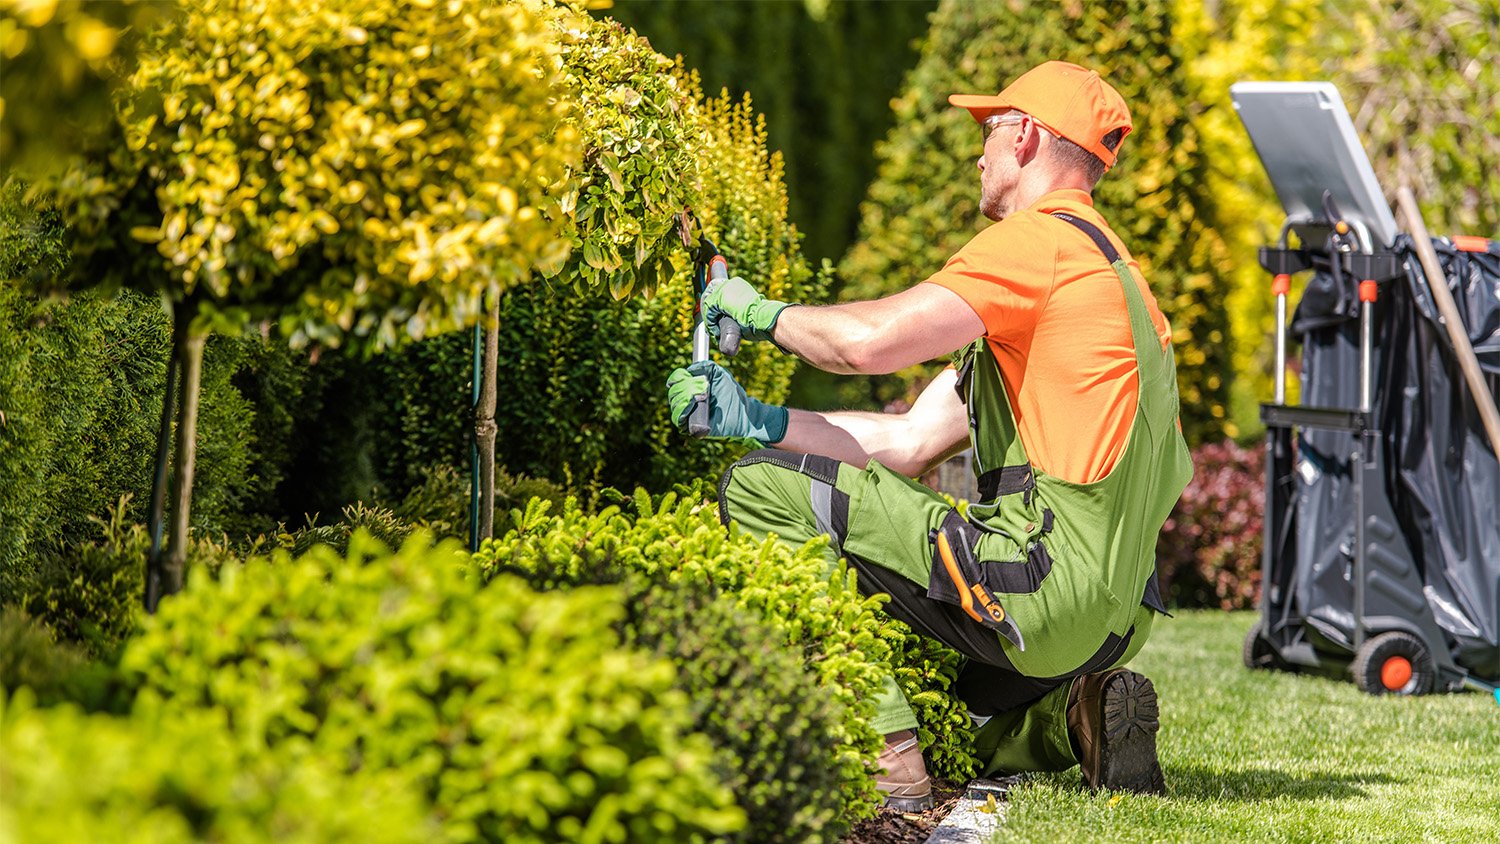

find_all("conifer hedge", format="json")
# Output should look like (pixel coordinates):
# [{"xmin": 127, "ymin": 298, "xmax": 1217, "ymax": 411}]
[{"xmin": 0, "ymin": 186, "xmax": 304, "ymax": 581}]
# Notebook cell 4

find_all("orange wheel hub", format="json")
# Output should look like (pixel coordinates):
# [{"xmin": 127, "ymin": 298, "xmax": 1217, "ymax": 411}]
[{"xmin": 1381, "ymin": 656, "xmax": 1413, "ymax": 690}]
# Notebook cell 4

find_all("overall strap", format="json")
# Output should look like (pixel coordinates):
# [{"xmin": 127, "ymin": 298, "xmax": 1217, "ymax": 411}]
[
  {"xmin": 1050, "ymin": 212, "xmax": 1120, "ymax": 263},
  {"xmin": 1048, "ymin": 210, "xmax": 1167, "ymax": 391}
]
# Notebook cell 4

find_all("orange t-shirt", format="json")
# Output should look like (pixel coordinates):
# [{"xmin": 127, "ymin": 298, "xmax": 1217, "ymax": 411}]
[{"xmin": 922, "ymin": 189, "xmax": 1172, "ymax": 484}]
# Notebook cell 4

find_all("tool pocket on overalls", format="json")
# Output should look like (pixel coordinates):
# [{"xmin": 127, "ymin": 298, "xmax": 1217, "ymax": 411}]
[{"xmin": 926, "ymin": 509, "xmax": 1034, "ymax": 651}]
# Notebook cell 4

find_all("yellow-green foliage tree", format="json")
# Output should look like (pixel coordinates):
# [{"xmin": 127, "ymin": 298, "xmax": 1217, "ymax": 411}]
[
  {"xmin": 1327, "ymin": 0, "xmax": 1499, "ymax": 240},
  {"xmin": 471, "ymin": 7, "xmax": 702, "ymax": 541},
  {"xmin": 0, "ymin": 0, "xmax": 174, "ymax": 176},
  {"xmin": 840, "ymin": 0, "xmax": 1235, "ymax": 444},
  {"xmin": 501, "ymin": 71, "xmax": 821, "ymax": 495},
  {"xmin": 28, "ymin": 0, "xmax": 579, "ymax": 604},
  {"xmin": 556, "ymin": 16, "xmax": 703, "ymax": 300},
  {"xmin": 1174, "ymin": 0, "xmax": 1322, "ymax": 432}
]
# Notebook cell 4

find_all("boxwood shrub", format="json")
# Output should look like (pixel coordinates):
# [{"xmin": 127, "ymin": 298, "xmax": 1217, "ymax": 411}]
[
  {"xmin": 121, "ymin": 532, "xmax": 743, "ymax": 843},
  {"xmin": 488, "ymin": 538, "xmax": 859, "ymax": 842},
  {"xmin": 474, "ymin": 490, "xmax": 902, "ymax": 823},
  {"xmin": 0, "ymin": 690, "xmax": 432, "ymax": 844}
]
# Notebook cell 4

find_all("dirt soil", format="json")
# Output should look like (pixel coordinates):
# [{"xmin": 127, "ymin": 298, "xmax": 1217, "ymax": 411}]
[{"xmin": 841, "ymin": 782, "xmax": 967, "ymax": 844}]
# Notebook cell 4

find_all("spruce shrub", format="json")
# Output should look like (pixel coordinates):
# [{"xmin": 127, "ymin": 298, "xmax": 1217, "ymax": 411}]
[
  {"xmin": 274, "ymin": 502, "xmax": 421, "ymax": 558},
  {"xmin": 0, "ymin": 690, "xmax": 432, "ymax": 844},
  {"xmin": 122, "ymin": 532, "xmax": 743, "ymax": 843}
]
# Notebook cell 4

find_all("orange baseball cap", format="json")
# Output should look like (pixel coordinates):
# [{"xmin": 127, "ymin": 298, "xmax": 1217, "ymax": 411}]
[{"xmin": 949, "ymin": 61, "xmax": 1132, "ymax": 168}]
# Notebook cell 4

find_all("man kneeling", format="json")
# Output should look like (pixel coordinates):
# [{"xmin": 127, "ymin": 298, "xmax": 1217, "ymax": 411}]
[{"xmin": 666, "ymin": 61, "xmax": 1191, "ymax": 805}]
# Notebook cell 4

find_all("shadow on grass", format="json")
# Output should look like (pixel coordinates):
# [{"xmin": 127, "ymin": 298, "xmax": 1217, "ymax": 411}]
[{"xmin": 1164, "ymin": 764, "xmax": 1401, "ymax": 802}]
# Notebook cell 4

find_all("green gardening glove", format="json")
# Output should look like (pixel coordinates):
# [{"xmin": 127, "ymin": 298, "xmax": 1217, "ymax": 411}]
[
  {"xmin": 702, "ymin": 276, "xmax": 791, "ymax": 345},
  {"xmin": 666, "ymin": 360, "xmax": 788, "ymax": 444}
]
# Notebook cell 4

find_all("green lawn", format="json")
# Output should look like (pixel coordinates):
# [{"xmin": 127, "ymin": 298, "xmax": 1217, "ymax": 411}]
[{"xmin": 993, "ymin": 610, "xmax": 1500, "ymax": 843}]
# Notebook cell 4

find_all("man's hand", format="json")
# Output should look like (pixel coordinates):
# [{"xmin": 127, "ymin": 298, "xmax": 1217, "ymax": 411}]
[
  {"xmin": 703, "ymin": 276, "xmax": 790, "ymax": 344},
  {"xmin": 666, "ymin": 361, "xmax": 788, "ymax": 444}
]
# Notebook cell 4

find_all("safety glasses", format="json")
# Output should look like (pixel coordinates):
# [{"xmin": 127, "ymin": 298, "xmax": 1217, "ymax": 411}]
[{"xmin": 980, "ymin": 113, "xmax": 1025, "ymax": 143}]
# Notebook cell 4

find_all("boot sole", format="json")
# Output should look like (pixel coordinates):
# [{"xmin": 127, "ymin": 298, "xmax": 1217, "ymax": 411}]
[
  {"xmin": 1098, "ymin": 671, "xmax": 1166, "ymax": 795},
  {"xmin": 882, "ymin": 792, "xmax": 935, "ymax": 812}
]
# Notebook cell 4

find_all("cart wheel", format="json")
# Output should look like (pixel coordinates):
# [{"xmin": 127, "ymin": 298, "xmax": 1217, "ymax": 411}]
[
  {"xmin": 1352, "ymin": 632, "xmax": 1433, "ymax": 696},
  {"xmin": 1242, "ymin": 620, "xmax": 1279, "ymax": 670}
]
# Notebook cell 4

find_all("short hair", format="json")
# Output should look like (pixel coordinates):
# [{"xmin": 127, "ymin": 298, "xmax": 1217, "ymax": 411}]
[{"xmin": 1046, "ymin": 127, "xmax": 1126, "ymax": 186}]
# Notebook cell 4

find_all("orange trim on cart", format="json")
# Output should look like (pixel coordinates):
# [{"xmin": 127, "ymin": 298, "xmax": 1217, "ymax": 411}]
[
  {"xmin": 1453, "ymin": 236, "xmax": 1491, "ymax": 253},
  {"xmin": 1272, "ymin": 273, "xmax": 1291, "ymax": 296},
  {"xmin": 1359, "ymin": 279, "xmax": 1378, "ymax": 303},
  {"xmin": 1381, "ymin": 656, "xmax": 1413, "ymax": 690}
]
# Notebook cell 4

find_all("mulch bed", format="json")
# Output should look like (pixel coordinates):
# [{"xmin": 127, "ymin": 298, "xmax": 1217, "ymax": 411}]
[{"xmin": 841, "ymin": 782, "xmax": 968, "ymax": 844}]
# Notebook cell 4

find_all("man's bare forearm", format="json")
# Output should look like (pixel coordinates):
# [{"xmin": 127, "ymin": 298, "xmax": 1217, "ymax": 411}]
[
  {"xmin": 770, "ymin": 284, "xmax": 987, "ymax": 376},
  {"xmin": 759, "ymin": 365, "xmax": 971, "ymax": 477}
]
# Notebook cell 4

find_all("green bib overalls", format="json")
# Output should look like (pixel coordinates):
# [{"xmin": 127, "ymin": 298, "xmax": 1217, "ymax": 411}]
[{"xmin": 718, "ymin": 213, "xmax": 1192, "ymax": 774}]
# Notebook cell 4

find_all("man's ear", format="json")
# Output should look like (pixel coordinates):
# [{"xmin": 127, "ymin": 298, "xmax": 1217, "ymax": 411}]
[{"xmin": 1014, "ymin": 116, "xmax": 1044, "ymax": 166}]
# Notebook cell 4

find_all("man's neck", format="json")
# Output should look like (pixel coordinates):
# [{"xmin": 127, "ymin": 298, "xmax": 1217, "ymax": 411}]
[{"xmin": 1014, "ymin": 169, "xmax": 1092, "ymax": 212}]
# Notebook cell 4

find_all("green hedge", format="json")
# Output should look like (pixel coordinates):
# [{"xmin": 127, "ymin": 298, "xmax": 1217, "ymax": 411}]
[
  {"xmin": 488, "ymin": 545, "xmax": 858, "ymax": 843},
  {"xmin": 482, "ymin": 494, "xmax": 877, "ymax": 841},
  {"xmin": 0, "ymin": 690, "xmax": 432, "ymax": 844},
  {"xmin": 840, "ymin": 0, "xmax": 1234, "ymax": 444},
  {"xmin": 0, "ymin": 183, "xmax": 321, "ymax": 570},
  {"xmin": 472, "ymin": 489, "xmax": 990, "ymax": 812},
  {"xmin": 121, "ymin": 532, "xmax": 743, "ymax": 843}
]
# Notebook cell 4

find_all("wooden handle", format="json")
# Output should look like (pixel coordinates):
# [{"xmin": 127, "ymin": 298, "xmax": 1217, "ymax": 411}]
[{"xmin": 1396, "ymin": 186, "xmax": 1500, "ymax": 459}]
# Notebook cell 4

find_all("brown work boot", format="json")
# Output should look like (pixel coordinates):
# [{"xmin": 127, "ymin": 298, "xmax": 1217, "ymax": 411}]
[
  {"xmin": 875, "ymin": 729, "xmax": 933, "ymax": 811},
  {"xmin": 1066, "ymin": 668, "xmax": 1167, "ymax": 795}
]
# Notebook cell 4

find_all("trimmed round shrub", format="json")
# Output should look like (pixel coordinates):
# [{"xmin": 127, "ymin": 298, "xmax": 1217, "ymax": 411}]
[
  {"xmin": 488, "ymin": 539, "xmax": 859, "ymax": 842},
  {"xmin": 0, "ymin": 690, "xmax": 431, "ymax": 844},
  {"xmin": 120, "ymin": 532, "xmax": 743, "ymax": 843},
  {"xmin": 474, "ymin": 490, "xmax": 898, "ymax": 824}
]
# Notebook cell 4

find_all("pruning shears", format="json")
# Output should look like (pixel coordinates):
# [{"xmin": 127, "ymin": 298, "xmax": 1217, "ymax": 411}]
[{"xmin": 678, "ymin": 211, "xmax": 742, "ymax": 437}]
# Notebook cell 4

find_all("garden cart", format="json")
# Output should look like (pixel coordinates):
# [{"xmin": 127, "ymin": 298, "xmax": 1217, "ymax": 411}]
[{"xmin": 1232, "ymin": 82, "xmax": 1500, "ymax": 701}]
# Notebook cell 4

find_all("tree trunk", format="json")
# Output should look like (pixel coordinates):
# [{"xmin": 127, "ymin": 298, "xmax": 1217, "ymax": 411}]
[
  {"xmin": 144, "ymin": 332, "xmax": 179, "ymax": 614},
  {"xmin": 474, "ymin": 285, "xmax": 500, "ymax": 544},
  {"xmin": 162, "ymin": 310, "xmax": 206, "ymax": 601},
  {"xmin": 468, "ymin": 324, "xmax": 482, "ymax": 551}
]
